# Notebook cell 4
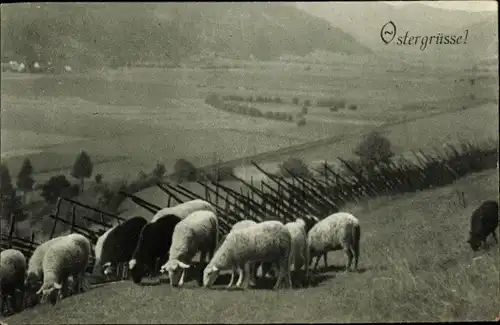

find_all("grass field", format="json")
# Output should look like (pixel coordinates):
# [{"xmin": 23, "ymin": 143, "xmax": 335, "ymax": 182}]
[
  {"xmin": 1, "ymin": 56, "xmax": 497, "ymax": 186},
  {"xmin": 5, "ymin": 168, "xmax": 498, "ymax": 323}
]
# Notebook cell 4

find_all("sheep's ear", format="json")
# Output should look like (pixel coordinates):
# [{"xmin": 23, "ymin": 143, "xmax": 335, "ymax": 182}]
[
  {"xmin": 53, "ymin": 282, "xmax": 62, "ymax": 290},
  {"xmin": 178, "ymin": 261, "xmax": 190, "ymax": 269},
  {"xmin": 129, "ymin": 259, "xmax": 137, "ymax": 269}
]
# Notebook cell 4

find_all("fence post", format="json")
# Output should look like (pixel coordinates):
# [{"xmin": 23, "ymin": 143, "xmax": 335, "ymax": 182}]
[{"xmin": 71, "ymin": 206, "xmax": 77, "ymax": 233}]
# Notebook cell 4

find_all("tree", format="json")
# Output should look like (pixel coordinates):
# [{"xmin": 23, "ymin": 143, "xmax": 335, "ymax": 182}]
[
  {"xmin": 0, "ymin": 163, "xmax": 14, "ymax": 199},
  {"xmin": 71, "ymin": 151, "xmax": 93, "ymax": 192},
  {"xmin": 152, "ymin": 163, "xmax": 166, "ymax": 180},
  {"xmin": 174, "ymin": 158, "xmax": 198, "ymax": 182},
  {"xmin": 41, "ymin": 174, "xmax": 72, "ymax": 204},
  {"xmin": 354, "ymin": 131, "xmax": 394, "ymax": 168},
  {"xmin": 0, "ymin": 163, "xmax": 16, "ymax": 221},
  {"xmin": 16, "ymin": 158, "xmax": 35, "ymax": 204},
  {"xmin": 279, "ymin": 157, "xmax": 311, "ymax": 178},
  {"xmin": 94, "ymin": 174, "xmax": 103, "ymax": 184}
]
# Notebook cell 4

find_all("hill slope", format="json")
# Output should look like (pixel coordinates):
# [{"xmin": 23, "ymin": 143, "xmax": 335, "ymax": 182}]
[
  {"xmin": 295, "ymin": 2, "xmax": 497, "ymax": 59},
  {"xmin": 5, "ymin": 169, "xmax": 498, "ymax": 323},
  {"xmin": 0, "ymin": 3, "xmax": 371, "ymax": 67}
]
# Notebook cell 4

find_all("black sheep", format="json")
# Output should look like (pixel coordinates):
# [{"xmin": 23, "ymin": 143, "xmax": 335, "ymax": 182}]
[
  {"xmin": 93, "ymin": 216, "xmax": 148, "ymax": 279},
  {"xmin": 467, "ymin": 200, "xmax": 499, "ymax": 251},
  {"xmin": 129, "ymin": 214, "xmax": 182, "ymax": 284}
]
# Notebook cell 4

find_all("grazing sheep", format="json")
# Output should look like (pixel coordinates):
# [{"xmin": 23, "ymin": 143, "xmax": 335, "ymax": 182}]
[
  {"xmin": 37, "ymin": 233, "xmax": 91, "ymax": 305},
  {"xmin": 227, "ymin": 220, "xmax": 258, "ymax": 288},
  {"xmin": 203, "ymin": 220, "xmax": 293, "ymax": 290},
  {"xmin": 0, "ymin": 249, "xmax": 27, "ymax": 315},
  {"xmin": 467, "ymin": 200, "xmax": 499, "ymax": 251},
  {"xmin": 308, "ymin": 212, "xmax": 361, "ymax": 273},
  {"xmin": 25, "ymin": 235, "xmax": 66, "ymax": 307},
  {"xmin": 284, "ymin": 218, "xmax": 310, "ymax": 286},
  {"xmin": 128, "ymin": 214, "xmax": 182, "ymax": 284},
  {"xmin": 151, "ymin": 199, "xmax": 215, "ymax": 223},
  {"xmin": 160, "ymin": 210, "xmax": 219, "ymax": 287},
  {"xmin": 93, "ymin": 216, "xmax": 147, "ymax": 280}
]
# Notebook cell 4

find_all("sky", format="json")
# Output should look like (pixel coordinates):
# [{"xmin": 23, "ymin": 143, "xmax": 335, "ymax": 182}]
[{"xmin": 386, "ymin": 1, "xmax": 498, "ymax": 12}]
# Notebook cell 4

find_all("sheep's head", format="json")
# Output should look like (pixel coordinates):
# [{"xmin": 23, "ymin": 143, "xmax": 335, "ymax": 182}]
[
  {"xmin": 203, "ymin": 264, "xmax": 220, "ymax": 288},
  {"xmin": 466, "ymin": 232, "xmax": 481, "ymax": 251},
  {"xmin": 102, "ymin": 262, "xmax": 115, "ymax": 278},
  {"xmin": 160, "ymin": 259, "xmax": 190, "ymax": 287},
  {"xmin": 36, "ymin": 282, "xmax": 62, "ymax": 306}
]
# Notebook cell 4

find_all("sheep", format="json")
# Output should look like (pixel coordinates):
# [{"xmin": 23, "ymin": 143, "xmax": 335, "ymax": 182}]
[
  {"xmin": 226, "ymin": 220, "xmax": 258, "ymax": 288},
  {"xmin": 467, "ymin": 200, "xmax": 499, "ymax": 251},
  {"xmin": 160, "ymin": 210, "xmax": 219, "ymax": 287},
  {"xmin": 25, "ymin": 235, "xmax": 66, "ymax": 307},
  {"xmin": 93, "ymin": 216, "xmax": 147, "ymax": 280},
  {"xmin": 36, "ymin": 233, "xmax": 91, "ymax": 305},
  {"xmin": 150, "ymin": 199, "xmax": 216, "ymax": 223},
  {"xmin": 0, "ymin": 249, "xmax": 26, "ymax": 315},
  {"xmin": 128, "ymin": 214, "xmax": 182, "ymax": 284},
  {"xmin": 203, "ymin": 220, "xmax": 293, "ymax": 290},
  {"xmin": 284, "ymin": 218, "xmax": 310, "ymax": 287},
  {"xmin": 308, "ymin": 212, "xmax": 361, "ymax": 273}
]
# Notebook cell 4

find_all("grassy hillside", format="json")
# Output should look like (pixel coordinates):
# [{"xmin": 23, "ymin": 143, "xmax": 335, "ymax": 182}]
[
  {"xmin": 5, "ymin": 169, "xmax": 498, "ymax": 323},
  {"xmin": 0, "ymin": 2, "xmax": 370, "ymax": 67}
]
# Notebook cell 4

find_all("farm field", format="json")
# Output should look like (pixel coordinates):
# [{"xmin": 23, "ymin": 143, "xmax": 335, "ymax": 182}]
[
  {"xmin": 5, "ymin": 168, "xmax": 498, "ymax": 323},
  {"xmin": 1, "ymin": 58, "xmax": 497, "ymax": 185}
]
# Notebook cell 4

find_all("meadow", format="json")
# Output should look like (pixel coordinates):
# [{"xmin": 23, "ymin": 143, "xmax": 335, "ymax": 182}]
[
  {"xmin": 1, "ymin": 56, "xmax": 496, "ymax": 186},
  {"xmin": 5, "ymin": 168, "xmax": 498, "ymax": 323}
]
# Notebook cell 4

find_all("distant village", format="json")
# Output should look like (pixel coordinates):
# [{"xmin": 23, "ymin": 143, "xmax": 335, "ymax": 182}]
[{"xmin": 1, "ymin": 60, "xmax": 73, "ymax": 73}]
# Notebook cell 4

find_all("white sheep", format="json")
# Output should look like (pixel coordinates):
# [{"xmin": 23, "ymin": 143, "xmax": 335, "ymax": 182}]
[
  {"xmin": 203, "ymin": 220, "xmax": 293, "ymax": 290},
  {"xmin": 25, "ymin": 235, "xmax": 66, "ymax": 306},
  {"xmin": 160, "ymin": 210, "xmax": 219, "ymax": 287},
  {"xmin": 284, "ymin": 218, "xmax": 310, "ymax": 286},
  {"xmin": 226, "ymin": 220, "xmax": 258, "ymax": 288},
  {"xmin": 0, "ymin": 249, "xmax": 27, "ymax": 314},
  {"xmin": 151, "ymin": 199, "xmax": 215, "ymax": 223},
  {"xmin": 307, "ymin": 212, "xmax": 361, "ymax": 273},
  {"xmin": 36, "ymin": 233, "xmax": 91, "ymax": 305}
]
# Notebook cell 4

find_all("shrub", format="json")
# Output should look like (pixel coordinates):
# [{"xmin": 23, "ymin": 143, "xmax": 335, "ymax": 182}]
[
  {"xmin": 354, "ymin": 131, "xmax": 394, "ymax": 168},
  {"xmin": 292, "ymin": 97, "xmax": 300, "ymax": 105},
  {"xmin": 40, "ymin": 175, "xmax": 73, "ymax": 204},
  {"xmin": 304, "ymin": 99, "xmax": 311, "ymax": 107},
  {"xmin": 279, "ymin": 157, "xmax": 311, "ymax": 178},
  {"xmin": 174, "ymin": 158, "xmax": 199, "ymax": 182},
  {"xmin": 329, "ymin": 106, "xmax": 338, "ymax": 112},
  {"xmin": 348, "ymin": 104, "xmax": 358, "ymax": 110},
  {"xmin": 205, "ymin": 93, "xmax": 221, "ymax": 106},
  {"xmin": 247, "ymin": 95, "xmax": 254, "ymax": 102},
  {"xmin": 301, "ymin": 105, "xmax": 309, "ymax": 115},
  {"xmin": 296, "ymin": 116, "xmax": 306, "ymax": 126}
]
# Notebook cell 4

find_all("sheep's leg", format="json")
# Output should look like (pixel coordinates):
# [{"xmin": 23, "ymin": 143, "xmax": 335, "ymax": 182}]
[
  {"xmin": 344, "ymin": 247, "xmax": 354, "ymax": 272},
  {"xmin": 248, "ymin": 263, "xmax": 257, "ymax": 286},
  {"xmin": 491, "ymin": 231, "xmax": 498, "ymax": 244},
  {"xmin": 9, "ymin": 292, "xmax": 18, "ymax": 314},
  {"xmin": 323, "ymin": 253, "xmax": 328, "ymax": 269},
  {"xmin": 61, "ymin": 277, "xmax": 70, "ymax": 298},
  {"xmin": 235, "ymin": 267, "xmax": 245, "ymax": 288},
  {"xmin": 227, "ymin": 267, "xmax": 237, "ymax": 288},
  {"xmin": 273, "ymin": 261, "xmax": 284, "ymax": 290}
]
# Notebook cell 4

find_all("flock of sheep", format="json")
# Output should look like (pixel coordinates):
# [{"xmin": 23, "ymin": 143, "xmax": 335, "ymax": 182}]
[{"xmin": 1, "ymin": 198, "xmax": 498, "ymax": 316}]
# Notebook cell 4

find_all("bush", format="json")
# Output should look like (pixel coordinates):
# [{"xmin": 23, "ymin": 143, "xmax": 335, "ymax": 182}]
[
  {"xmin": 354, "ymin": 131, "xmax": 394, "ymax": 167},
  {"xmin": 205, "ymin": 93, "xmax": 221, "ymax": 107},
  {"xmin": 40, "ymin": 175, "xmax": 73, "ymax": 204},
  {"xmin": 348, "ymin": 104, "xmax": 358, "ymax": 110},
  {"xmin": 304, "ymin": 99, "xmax": 311, "ymax": 107},
  {"xmin": 296, "ymin": 116, "xmax": 306, "ymax": 126},
  {"xmin": 301, "ymin": 105, "xmax": 309, "ymax": 115},
  {"xmin": 174, "ymin": 158, "xmax": 199, "ymax": 182},
  {"xmin": 279, "ymin": 157, "xmax": 311, "ymax": 178},
  {"xmin": 329, "ymin": 106, "xmax": 338, "ymax": 112},
  {"xmin": 292, "ymin": 97, "xmax": 300, "ymax": 105}
]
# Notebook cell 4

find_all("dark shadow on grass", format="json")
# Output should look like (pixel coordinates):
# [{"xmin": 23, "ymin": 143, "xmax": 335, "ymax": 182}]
[{"xmin": 318, "ymin": 265, "xmax": 369, "ymax": 274}]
